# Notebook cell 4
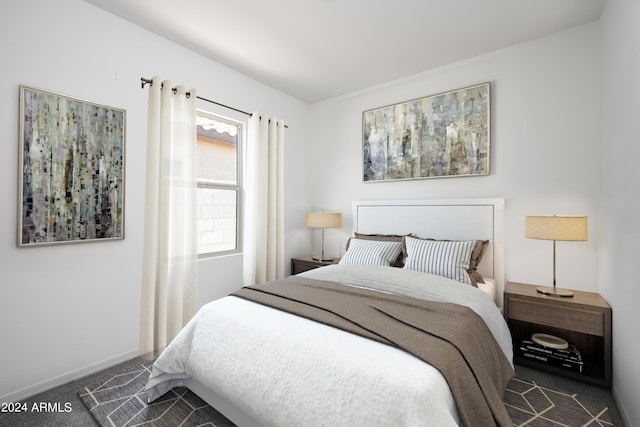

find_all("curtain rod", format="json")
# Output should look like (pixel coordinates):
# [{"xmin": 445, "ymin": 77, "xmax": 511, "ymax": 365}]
[{"xmin": 140, "ymin": 77, "xmax": 288, "ymax": 128}]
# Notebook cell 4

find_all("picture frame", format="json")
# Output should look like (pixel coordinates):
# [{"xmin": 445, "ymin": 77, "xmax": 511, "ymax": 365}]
[
  {"xmin": 18, "ymin": 85, "xmax": 126, "ymax": 246},
  {"xmin": 363, "ymin": 82, "xmax": 490, "ymax": 182}
]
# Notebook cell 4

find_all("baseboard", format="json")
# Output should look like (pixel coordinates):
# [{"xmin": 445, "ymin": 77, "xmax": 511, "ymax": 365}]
[
  {"xmin": 0, "ymin": 349, "xmax": 139, "ymax": 403},
  {"xmin": 611, "ymin": 385, "xmax": 632, "ymax": 427}
]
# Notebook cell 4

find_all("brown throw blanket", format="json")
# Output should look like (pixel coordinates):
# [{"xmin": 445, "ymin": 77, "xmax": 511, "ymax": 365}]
[{"xmin": 233, "ymin": 275, "xmax": 514, "ymax": 427}]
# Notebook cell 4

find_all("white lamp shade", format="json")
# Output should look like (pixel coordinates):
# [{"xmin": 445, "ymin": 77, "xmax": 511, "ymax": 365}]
[
  {"xmin": 525, "ymin": 215, "xmax": 588, "ymax": 241},
  {"xmin": 305, "ymin": 212, "xmax": 342, "ymax": 228}
]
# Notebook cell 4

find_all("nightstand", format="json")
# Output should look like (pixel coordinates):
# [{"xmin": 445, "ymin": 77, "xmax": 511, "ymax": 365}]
[
  {"xmin": 504, "ymin": 282, "xmax": 612, "ymax": 388},
  {"xmin": 290, "ymin": 255, "xmax": 340, "ymax": 275}
]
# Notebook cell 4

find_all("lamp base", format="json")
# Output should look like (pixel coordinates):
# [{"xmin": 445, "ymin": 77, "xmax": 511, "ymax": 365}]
[
  {"xmin": 536, "ymin": 286, "xmax": 574, "ymax": 297},
  {"xmin": 312, "ymin": 256, "xmax": 334, "ymax": 262}
]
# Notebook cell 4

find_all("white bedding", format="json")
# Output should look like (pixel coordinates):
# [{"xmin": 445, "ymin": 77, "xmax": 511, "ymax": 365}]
[{"xmin": 146, "ymin": 265, "xmax": 512, "ymax": 427}]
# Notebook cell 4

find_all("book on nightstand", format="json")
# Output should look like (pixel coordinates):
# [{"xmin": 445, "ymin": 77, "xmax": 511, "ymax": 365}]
[{"xmin": 519, "ymin": 339, "xmax": 584, "ymax": 373}]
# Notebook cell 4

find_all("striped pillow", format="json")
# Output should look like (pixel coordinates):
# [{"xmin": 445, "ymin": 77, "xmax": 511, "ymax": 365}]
[
  {"xmin": 403, "ymin": 236, "xmax": 478, "ymax": 285},
  {"xmin": 339, "ymin": 238, "xmax": 403, "ymax": 266}
]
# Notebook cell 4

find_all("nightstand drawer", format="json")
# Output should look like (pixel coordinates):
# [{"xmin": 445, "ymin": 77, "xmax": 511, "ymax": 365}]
[
  {"xmin": 290, "ymin": 256, "xmax": 340, "ymax": 275},
  {"xmin": 508, "ymin": 297, "xmax": 604, "ymax": 337},
  {"xmin": 292, "ymin": 260, "xmax": 320, "ymax": 274}
]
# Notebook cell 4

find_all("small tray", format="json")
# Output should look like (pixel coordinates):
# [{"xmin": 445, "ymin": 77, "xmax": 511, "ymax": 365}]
[{"xmin": 531, "ymin": 333, "xmax": 569, "ymax": 349}]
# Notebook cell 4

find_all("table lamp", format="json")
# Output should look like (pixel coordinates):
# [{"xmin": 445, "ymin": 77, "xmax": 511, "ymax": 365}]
[
  {"xmin": 525, "ymin": 215, "xmax": 588, "ymax": 297},
  {"xmin": 305, "ymin": 212, "xmax": 342, "ymax": 261}
]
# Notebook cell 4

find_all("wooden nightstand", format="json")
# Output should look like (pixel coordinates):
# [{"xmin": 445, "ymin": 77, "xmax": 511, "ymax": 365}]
[
  {"xmin": 290, "ymin": 255, "xmax": 340, "ymax": 275},
  {"xmin": 504, "ymin": 282, "xmax": 612, "ymax": 388}
]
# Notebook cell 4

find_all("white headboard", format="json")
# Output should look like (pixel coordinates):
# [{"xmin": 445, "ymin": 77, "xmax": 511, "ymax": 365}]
[{"xmin": 353, "ymin": 198, "xmax": 505, "ymax": 307}]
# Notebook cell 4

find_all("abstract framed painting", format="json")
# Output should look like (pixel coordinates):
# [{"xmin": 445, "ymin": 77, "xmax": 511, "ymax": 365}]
[
  {"xmin": 18, "ymin": 85, "xmax": 126, "ymax": 247},
  {"xmin": 363, "ymin": 82, "xmax": 490, "ymax": 182}
]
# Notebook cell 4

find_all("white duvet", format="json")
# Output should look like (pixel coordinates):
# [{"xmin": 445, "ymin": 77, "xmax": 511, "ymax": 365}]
[{"xmin": 146, "ymin": 265, "xmax": 513, "ymax": 427}]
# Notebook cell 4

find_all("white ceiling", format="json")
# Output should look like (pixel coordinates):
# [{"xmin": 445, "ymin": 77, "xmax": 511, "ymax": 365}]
[{"xmin": 85, "ymin": 0, "xmax": 605, "ymax": 103}]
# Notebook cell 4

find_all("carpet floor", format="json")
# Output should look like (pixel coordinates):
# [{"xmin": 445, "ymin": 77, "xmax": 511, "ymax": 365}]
[
  {"xmin": 0, "ymin": 357, "xmax": 624, "ymax": 426},
  {"xmin": 77, "ymin": 359, "xmax": 233, "ymax": 427}
]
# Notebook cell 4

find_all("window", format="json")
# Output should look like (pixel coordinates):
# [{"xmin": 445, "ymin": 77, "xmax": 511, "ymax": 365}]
[{"xmin": 196, "ymin": 110, "xmax": 242, "ymax": 256}]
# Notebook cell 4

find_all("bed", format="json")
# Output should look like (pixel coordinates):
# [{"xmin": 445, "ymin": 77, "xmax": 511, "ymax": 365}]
[{"xmin": 145, "ymin": 198, "xmax": 513, "ymax": 426}]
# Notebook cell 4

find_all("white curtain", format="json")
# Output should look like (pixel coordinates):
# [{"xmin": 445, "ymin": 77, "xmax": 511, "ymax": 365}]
[
  {"xmin": 139, "ymin": 76, "xmax": 198, "ymax": 357},
  {"xmin": 243, "ymin": 113, "xmax": 285, "ymax": 285}
]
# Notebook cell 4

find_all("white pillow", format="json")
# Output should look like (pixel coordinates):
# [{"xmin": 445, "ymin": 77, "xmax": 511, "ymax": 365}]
[
  {"xmin": 339, "ymin": 238, "xmax": 403, "ymax": 267},
  {"xmin": 403, "ymin": 236, "xmax": 477, "ymax": 285}
]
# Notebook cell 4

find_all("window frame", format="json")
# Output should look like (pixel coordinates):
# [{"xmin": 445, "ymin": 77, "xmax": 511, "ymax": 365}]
[{"xmin": 196, "ymin": 109, "xmax": 244, "ymax": 259}]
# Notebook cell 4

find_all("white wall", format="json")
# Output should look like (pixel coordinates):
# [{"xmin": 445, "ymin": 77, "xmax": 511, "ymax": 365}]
[
  {"xmin": 0, "ymin": 0, "xmax": 311, "ymax": 401},
  {"xmin": 309, "ymin": 23, "xmax": 601, "ymax": 296},
  {"xmin": 600, "ymin": 0, "xmax": 640, "ymax": 425}
]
